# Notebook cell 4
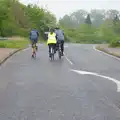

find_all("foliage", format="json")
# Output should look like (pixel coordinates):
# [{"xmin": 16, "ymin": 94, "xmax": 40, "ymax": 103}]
[
  {"xmin": 59, "ymin": 9, "xmax": 120, "ymax": 45},
  {"xmin": 0, "ymin": 39, "xmax": 29, "ymax": 48},
  {"xmin": 0, "ymin": 0, "xmax": 56, "ymax": 38},
  {"xmin": 110, "ymin": 37, "xmax": 120, "ymax": 47}
]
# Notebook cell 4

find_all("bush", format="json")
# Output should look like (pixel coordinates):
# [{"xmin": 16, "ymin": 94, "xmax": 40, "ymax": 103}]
[{"xmin": 110, "ymin": 37, "xmax": 120, "ymax": 47}]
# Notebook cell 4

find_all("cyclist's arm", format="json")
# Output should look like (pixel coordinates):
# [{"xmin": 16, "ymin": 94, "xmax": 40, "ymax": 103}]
[
  {"xmin": 37, "ymin": 31, "xmax": 39, "ymax": 36},
  {"xmin": 56, "ymin": 35, "xmax": 57, "ymax": 40}
]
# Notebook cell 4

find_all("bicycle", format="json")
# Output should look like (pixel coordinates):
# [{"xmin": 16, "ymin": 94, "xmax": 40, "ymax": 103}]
[
  {"xmin": 49, "ymin": 45, "xmax": 55, "ymax": 61},
  {"xmin": 57, "ymin": 41, "xmax": 62, "ymax": 59},
  {"xmin": 32, "ymin": 43, "xmax": 37, "ymax": 58}
]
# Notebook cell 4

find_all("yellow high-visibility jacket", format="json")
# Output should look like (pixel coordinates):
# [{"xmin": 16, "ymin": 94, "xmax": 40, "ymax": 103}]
[{"xmin": 47, "ymin": 32, "xmax": 57, "ymax": 45}]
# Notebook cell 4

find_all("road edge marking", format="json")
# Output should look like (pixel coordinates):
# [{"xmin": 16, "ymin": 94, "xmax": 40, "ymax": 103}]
[
  {"xmin": 64, "ymin": 52, "xmax": 73, "ymax": 65},
  {"xmin": 93, "ymin": 45, "xmax": 120, "ymax": 61}
]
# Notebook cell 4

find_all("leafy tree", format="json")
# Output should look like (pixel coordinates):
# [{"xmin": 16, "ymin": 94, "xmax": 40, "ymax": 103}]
[
  {"xmin": 90, "ymin": 9, "xmax": 105, "ymax": 27},
  {"xmin": 106, "ymin": 9, "xmax": 120, "ymax": 20},
  {"xmin": 0, "ymin": 0, "xmax": 57, "ymax": 38},
  {"xmin": 59, "ymin": 9, "xmax": 88, "ymax": 28},
  {"xmin": 0, "ymin": 0, "xmax": 9, "ymax": 36},
  {"xmin": 113, "ymin": 14, "xmax": 119, "ymax": 26}
]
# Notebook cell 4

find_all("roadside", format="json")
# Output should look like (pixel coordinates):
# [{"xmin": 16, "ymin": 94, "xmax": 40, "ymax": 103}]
[
  {"xmin": 96, "ymin": 44, "xmax": 120, "ymax": 58},
  {"xmin": 0, "ymin": 37, "xmax": 29, "ymax": 65},
  {"xmin": 0, "ymin": 48, "xmax": 22, "ymax": 65}
]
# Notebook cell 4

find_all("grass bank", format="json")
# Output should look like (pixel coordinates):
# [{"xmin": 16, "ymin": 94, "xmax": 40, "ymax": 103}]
[
  {"xmin": 0, "ymin": 39, "xmax": 29, "ymax": 49},
  {"xmin": 96, "ymin": 45, "xmax": 120, "ymax": 58}
]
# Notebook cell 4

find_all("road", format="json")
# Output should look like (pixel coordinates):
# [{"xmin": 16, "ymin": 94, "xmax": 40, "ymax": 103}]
[{"xmin": 0, "ymin": 44, "xmax": 120, "ymax": 120}]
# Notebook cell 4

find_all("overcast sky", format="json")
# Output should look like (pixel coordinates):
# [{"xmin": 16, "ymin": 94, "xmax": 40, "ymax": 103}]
[{"xmin": 20, "ymin": 0, "xmax": 120, "ymax": 19}]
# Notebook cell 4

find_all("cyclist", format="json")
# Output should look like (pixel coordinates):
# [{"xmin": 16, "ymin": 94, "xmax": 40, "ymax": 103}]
[
  {"xmin": 55, "ymin": 26, "xmax": 64, "ymax": 56},
  {"xmin": 29, "ymin": 29, "xmax": 39, "ymax": 56},
  {"xmin": 47, "ymin": 28, "xmax": 57, "ymax": 57}
]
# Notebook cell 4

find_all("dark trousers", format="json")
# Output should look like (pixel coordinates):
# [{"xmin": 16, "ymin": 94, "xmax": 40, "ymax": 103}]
[
  {"xmin": 48, "ymin": 43, "xmax": 56, "ymax": 54},
  {"xmin": 56, "ymin": 41, "xmax": 64, "ymax": 53}
]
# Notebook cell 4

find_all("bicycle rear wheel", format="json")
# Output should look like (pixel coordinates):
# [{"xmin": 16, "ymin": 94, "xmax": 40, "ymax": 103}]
[
  {"xmin": 50, "ymin": 47, "xmax": 54, "ymax": 61},
  {"xmin": 58, "ymin": 44, "xmax": 61, "ymax": 59}
]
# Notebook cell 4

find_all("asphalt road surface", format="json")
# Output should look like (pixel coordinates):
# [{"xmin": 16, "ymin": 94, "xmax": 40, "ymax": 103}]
[{"xmin": 0, "ymin": 44, "xmax": 120, "ymax": 120}]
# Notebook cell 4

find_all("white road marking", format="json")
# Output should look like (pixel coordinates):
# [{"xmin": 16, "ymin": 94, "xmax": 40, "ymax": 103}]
[
  {"xmin": 64, "ymin": 45, "xmax": 68, "ymax": 48},
  {"xmin": 93, "ymin": 45, "xmax": 120, "ymax": 61},
  {"xmin": 71, "ymin": 69, "xmax": 120, "ymax": 92},
  {"xmin": 64, "ymin": 52, "xmax": 73, "ymax": 65}
]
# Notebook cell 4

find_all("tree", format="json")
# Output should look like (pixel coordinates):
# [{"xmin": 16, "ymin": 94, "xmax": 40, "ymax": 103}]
[
  {"xmin": 113, "ymin": 14, "xmax": 119, "ymax": 26},
  {"xmin": 0, "ymin": 0, "xmax": 9, "ymax": 36},
  {"xmin": 106, "ymin": 9, "xmax": 120, "ymax": 20},
  {"xmin": 90, "ymin": 9, "xmax": 105, "ymax": 27},
  {"xmin": 71, "ymin": 9, "xmax": 88, "ymax": 26},
  {"xmin": 59, "ymin": 15, "xmax": 76, "ymax": 28},
  {"xmin": 85, "ymin": 14, "xmax": 92, "ymax": 25},
  {"xmin": 59, "ymin": 9, "xmax": 88, "ymax": 28},
  {"xmin": 0, "ymin": 0, "xmax": 57, "ymax": 37}
]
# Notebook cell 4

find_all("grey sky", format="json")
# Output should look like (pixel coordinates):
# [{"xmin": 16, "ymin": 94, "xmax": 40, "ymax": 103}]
[{"xmin": 20, "ymin": 0, "xmax": 120, "ymax": 19}]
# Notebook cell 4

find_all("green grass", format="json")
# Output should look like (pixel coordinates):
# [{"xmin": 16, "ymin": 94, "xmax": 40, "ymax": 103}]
[{"xmin": 0, "ymin": 39, "xmax": 29, "ymax": 49}]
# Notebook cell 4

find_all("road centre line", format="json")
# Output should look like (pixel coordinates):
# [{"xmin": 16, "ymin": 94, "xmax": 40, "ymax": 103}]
[{"xmin": 64, "ymin": 52, "xmax": 73, "ymax": 65}]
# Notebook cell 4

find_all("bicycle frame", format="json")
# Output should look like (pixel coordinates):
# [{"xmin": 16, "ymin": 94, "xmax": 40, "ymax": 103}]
[{"xmin": 50, "ymin": 45, "xmax": 54, "ymax": 61}]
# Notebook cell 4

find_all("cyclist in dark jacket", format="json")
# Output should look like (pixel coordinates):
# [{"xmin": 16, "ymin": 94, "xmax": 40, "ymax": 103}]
[
  {"xmin": 55, "ymin": 27, "xmax": 64, "ymax": 56},
  {"xmin": 29, "ymin": 29, "xmax": 39, "ymax": 50}
]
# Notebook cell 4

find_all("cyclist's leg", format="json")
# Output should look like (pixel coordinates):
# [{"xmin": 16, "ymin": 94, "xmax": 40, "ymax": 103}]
[
  {"xmin": 61, "ymin": 41, "xmax": 64, "ymax": 55},
  {"xmin": 31, "ymin": 40, "xmax": 36, "ymax": 57},
  {"xmin": 31, "ymin": 41, "xmax": 35, "ymax": 53},
  {"xmin": 34, "ymin": 38, "xmax": 38, "ymax": 51},
  {"xmin": 48, "ymin": 44, "xmax": 51, "ymax": 57},
  {"xmin": 53, "ymin": 43, "xmax": 56, "ymax": 53},
  {"xmin": 56, "ymin": 41, "xmax": 59, "ymax": 51},
  {"xmin": 54, "ymin": 43, "xmax": 57, "ymax": 53}
]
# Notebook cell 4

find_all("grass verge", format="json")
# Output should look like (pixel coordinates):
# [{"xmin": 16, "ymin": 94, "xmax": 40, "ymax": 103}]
[{"xmin": 0, "ymin": 39, "xmax": 29, "ymax": 49}]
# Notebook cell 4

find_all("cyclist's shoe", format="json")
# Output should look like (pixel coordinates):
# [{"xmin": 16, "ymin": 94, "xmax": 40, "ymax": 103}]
[{"xmin": 32, "ymin": 54, "xmax": 34, "ymax": 58}]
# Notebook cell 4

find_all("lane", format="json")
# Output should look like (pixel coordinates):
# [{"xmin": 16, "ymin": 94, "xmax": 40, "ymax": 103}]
[
  {"xmin": 65, "ymin": 44, "xmax": 120, "ymax": 79},
  {"xmin": 65, "ymin": 44, "xmax": 120, "ymax": 113},
  {"xmin": 0, "ymin": 44, "xmax": 120, "ymax": 119}
]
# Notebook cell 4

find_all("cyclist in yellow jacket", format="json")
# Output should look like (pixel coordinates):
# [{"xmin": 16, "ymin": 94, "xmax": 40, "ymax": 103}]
[{"xmin": 47, "ymin": 28, "xmax": 57, "ymax": 57}]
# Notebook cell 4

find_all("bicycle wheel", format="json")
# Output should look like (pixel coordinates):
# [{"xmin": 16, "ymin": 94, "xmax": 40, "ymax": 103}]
[
  {"xmin": 50, "ymin": 46, "xmax": 54, "ymax": 61},
  {"xmin": 58, "ymin": 44, "xmax": 61, "ymax": 59}
]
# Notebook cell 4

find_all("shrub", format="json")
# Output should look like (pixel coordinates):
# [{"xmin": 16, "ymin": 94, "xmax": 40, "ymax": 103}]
[{"xmin": 110, "ymin": 37, "xmax": 120, "ymax": 47}]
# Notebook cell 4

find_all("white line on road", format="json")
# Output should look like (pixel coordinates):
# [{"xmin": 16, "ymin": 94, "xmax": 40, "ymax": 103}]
[
  {"xmin": 71, "ymin": 69, "xmax": 120, "ymax": 92},
  {"xmin": 64, "ymin": 52, "xmax": 73, "ymax": 65},
  {"xmin": 64, "ymin": 45, "xmax": 68, "ymax": 48},
  {"xmin": 93, "ymin": 45, "xmax": 120, "ymax": 61}
]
